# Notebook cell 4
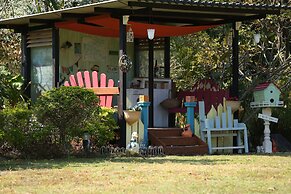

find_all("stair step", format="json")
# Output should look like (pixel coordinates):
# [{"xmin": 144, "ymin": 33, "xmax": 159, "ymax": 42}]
[
  {"xmin": 164, "ymin": 145, "xmax": 208, "ymax": 155},
  {"xmin": 148, "ymin": 127, "xmax": 208, "ymax": 155},
  {"xmin": 158, "ymin": 137, "xmax": 199, "ymax": 146},
  {"xmin": 148, "ymin": 128, "xmax": 182, "ymax": 137}
]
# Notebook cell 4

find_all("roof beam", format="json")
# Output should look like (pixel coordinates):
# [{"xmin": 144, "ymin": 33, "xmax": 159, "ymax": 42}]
[
  {"xmin": 129, "ymin": 13, "xmax": 266, "ymax": 26},
  {"xmin": 29, "ymin": 24, "xmax": 54, "ymax": 31},
  {"xmin": 134, "ymin": 11, "xmax": 266, "ymax": 22},
  {"xmin": 96, "ymin": 7, "xmax": 266, "ymax": 24},
  {"xmin": 127, "ymin": 2, "xmax": 280, "ymax": 15},
  {"xmin": 61, "ymin": 13, "xmax": 97, "ymax": 19},
  {"xmin": 94, "ymin": 7, "xmax": 151, "ymax": 15},
  {"xmin": 129, "ymin": 16, "xmax": 225, "ymax": 26},
  {"xmin": 0, "ymin": 24, "xmax": 26, "ymax": 30},
  {"xmin": 78, "ymin": 19, "xmax": 103, "ymax": 27},
  {"xmin": 29, "ymin": 19, "xmax": 63, "ymax": 24}
]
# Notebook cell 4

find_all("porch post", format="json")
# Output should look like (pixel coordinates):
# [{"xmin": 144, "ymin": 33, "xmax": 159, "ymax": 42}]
[
  {"xmin": 164, "ymin": 37, "xmax": 175, "ymax": 127},
  {"xmin": 231, "ymin": 22, "xmax": 240, "ymax": 151},
  {"xmin": 231, "ymin": 22, "xmax": 239, "ymax": 100},
  {"xmin": 119, "ymin": 16, "xmax": 127, "ymax": 147},
  {"xmin": 52, "ymin": 27, "xmax": 60, "ymax": 88},
  {"xmin": 164, "ymin": 37, "xmax": 170, "ymax": 78},
  {"xmin": 148, "ymin": 39, "xmax": 154, "ymax": 127},
  {"xmin": 21, "ymin": 30, "xmax": 31, "ymax": 98}
]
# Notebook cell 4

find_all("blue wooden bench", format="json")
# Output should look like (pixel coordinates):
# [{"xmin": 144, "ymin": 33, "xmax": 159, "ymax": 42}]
[{"xmin": 198, "ymin": 101, "xmax": 249, "ymax": 154}]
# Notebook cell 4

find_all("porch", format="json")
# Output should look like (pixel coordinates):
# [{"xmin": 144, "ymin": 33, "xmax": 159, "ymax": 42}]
[{"xmin": 0, "ymin": 0, "xmax": 288, "ymax": 155}]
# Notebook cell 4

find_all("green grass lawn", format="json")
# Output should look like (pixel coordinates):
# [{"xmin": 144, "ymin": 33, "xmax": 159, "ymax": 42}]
[{"xmin": 0, "ymin": 154, "xmax": 291, "ymax": 194}]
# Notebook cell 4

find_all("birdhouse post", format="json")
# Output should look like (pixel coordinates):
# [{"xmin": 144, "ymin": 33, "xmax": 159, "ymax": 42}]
[{"xmin": 250, "ymin": 82, "xmax": 283, "ymax": 153}]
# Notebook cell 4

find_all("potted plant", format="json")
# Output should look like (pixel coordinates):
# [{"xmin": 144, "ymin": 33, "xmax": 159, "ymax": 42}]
[{"xmin": 225, "ymin": 97, "xmax": 241, "ymax": 113}]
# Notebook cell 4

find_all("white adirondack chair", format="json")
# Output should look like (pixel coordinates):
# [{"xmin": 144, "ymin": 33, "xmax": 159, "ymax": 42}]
[{"xmin": 198, "ymin": 101, "xmax": 249, "ymax": 154}]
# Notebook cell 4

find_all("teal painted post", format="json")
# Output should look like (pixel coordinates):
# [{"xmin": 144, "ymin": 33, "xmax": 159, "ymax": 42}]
[
  {"xmin": 137, "ymin": 102, "xmax": 151, "ymax": 147},
  {"xmin": 184, "ymin": 102, "xmax": 197, "ymax": 134}
]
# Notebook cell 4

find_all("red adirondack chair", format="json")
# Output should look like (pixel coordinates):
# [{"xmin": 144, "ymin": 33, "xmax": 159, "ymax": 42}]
[{"xmin": 64, "ymin": 71, "xmax": 119, "ymax": 107}]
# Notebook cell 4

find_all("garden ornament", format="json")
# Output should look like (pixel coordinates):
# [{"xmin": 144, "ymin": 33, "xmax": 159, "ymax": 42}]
[
  {"xmin": 126, "ymin": 132, "xmax": 140, "ymax": 154},
  {"xmin": 181, "ymin": 124, "xmax": 193, "ymax": 137},
  {"xmin": 119, "ymin": 54, "xmax": 132, "ymax": 72}
]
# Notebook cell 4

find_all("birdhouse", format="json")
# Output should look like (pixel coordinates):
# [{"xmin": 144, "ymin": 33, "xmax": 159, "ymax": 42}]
[{"xmin": 253, "ymin": 82, "xmax": 281, "ymax": 105}]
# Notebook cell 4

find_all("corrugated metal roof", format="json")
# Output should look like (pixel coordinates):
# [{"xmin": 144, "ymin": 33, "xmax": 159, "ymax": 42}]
[
  {"xmin": 0, "ymin": 0, "xmax": 122, "ymax": 26},
  {"xmin": 144, "ymin": 0, "xmax": 290, "ymax": 10},
  {"xmin": 0, "ymin": 0, "xmax": 289, "ymax": 29}
]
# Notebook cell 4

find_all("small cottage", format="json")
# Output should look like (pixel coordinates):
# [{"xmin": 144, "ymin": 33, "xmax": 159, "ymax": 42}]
[{"xmin": 0, "ymin": 0, "xmax": 289, "ymax": 153}]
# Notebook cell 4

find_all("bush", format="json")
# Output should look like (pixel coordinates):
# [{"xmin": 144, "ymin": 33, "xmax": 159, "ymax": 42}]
[
  {"xmin": 0, "ymin": 103, "xmax": 50, "ymax": 158},
  {"xmin": 86, "ymin": 107, "xmax": 118, "ymax": 147},
  {"xmin": 0, "ymin": 87, "xmax": 118, "ymax": 159},
  {"xmin": 33, "ymin": 86, "xmax": 117, "ymax": 157},
  {"xmin": 0, "ymin": 66, "xmax": 24, "ymax": 109}
]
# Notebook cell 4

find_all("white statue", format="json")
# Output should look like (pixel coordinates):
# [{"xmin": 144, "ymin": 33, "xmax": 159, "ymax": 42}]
[{"xmin": 126, "ymin": 132, "xmax": 140, "ymax": 155}]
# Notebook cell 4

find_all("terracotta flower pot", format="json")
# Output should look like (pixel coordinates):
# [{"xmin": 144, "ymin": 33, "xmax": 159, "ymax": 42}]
[
  {"xmin": 225, "ymin": 100, "xmax": 241, "ymax": 113},
  {"xmin": 123, "ymin": 110, "xmax": 141, "ymax": 125}
]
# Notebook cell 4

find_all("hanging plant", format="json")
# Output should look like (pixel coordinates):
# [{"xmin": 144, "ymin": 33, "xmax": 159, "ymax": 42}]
[{"xmin": 119, "ymin": 54, "xmax": 132, "ymax": 72}]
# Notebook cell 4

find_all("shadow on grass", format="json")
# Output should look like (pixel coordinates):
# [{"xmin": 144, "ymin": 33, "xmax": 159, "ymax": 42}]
[
  {"xmin": 0, "ymin": 155, "xmax": 228, "ymax": 171},
  {"xmin": 1, "ymin": 152, "xmax": 290, "ymax": 171}
]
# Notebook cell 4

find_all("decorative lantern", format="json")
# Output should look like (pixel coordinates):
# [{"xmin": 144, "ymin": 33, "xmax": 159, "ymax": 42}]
[
  {"xmin": 147, "ymin": 29, "xmax": 155, "ymax": 40},
  {"xmin": 126, "ymin": 27, "xmax": 134, "ymax": 43},
  {"xmin": 119, "ymin": 54, "xmax": 132, "ymax": 72}
]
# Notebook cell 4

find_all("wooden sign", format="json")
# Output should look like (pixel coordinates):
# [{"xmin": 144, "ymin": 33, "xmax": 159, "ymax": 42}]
[{"xmin": 258, "ymin": 113, "xmax": 278, "ymax": 123}]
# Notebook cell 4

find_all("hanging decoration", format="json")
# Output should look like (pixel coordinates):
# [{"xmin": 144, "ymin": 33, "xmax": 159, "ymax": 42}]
[
  {"xmin": 127, "ymin": 27, "xmax": 134, "ymax": 42},
  {"xmin": 119, "ymin": 54, "xmax": 132, "ymax": 72}
]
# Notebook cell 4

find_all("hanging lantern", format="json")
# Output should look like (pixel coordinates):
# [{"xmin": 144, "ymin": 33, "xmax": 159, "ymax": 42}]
[
  {"xmin": 147, "ymin": 29, "xmax": 155, "ymax": 40},
  {"xmin": 127, "ymin": 27, "xmax": 134, "ymax": 43}
]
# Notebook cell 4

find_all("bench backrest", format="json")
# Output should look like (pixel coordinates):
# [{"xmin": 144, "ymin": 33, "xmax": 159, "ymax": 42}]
[{"xmin": 64, "ymin": 71, "xmax": 119, "ymax": 107}]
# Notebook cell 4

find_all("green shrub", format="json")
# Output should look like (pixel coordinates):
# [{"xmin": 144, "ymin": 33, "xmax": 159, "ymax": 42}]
[
  {"xmin": 34, "ymin": 86, "xmax": 100, "ymax": 145},
  {"xmin": 0, "ymin": 87, "xmax": 118, "ymax": 158},
  {"xmin": 33, "ymin": 86, "xmax": 117, "ymax": 156},
  {"xmin": 0, "ymin": 103, "xmax": 50, "ymax": 158},
  {"xmin": 0, "ymin": 66, "xmax": 24, "ymax": 109},
  {"xmin": 86, "ymin": 107, "xmax": 118, "ymax": 147}
]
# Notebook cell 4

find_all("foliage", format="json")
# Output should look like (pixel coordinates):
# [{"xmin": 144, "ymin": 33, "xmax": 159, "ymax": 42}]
[
  {"xmin": 0, "ymin": 30, "xmax": 21, "ymax": 73},
  {"xmin": 27, "ymin": 0, "xmax": 95, "ymax": 13},
  {"xmin": 170, "ymin": 7, "xmax": 291, "ymax": 145},
  {"xmin": 0, "ymin": 87, "xmax": 118, "ymax": 158},
  {"xmin": 272, "ymin": 91, "xmax": 291, "ymax": 143},
  {"xmin": 171, "ymin": 26, "xmax": 232, "ymax": 91},
  {"xmin": 86, "ymin": 107, "xmax": 118, "ymax": 147},
  {"xmin": 0, "ymin": 103, "xmax": 49, "ymax": 158},
  {"xmin": 0, "ymin": 66, "xmax": 25, "ymax": 109},
  {"xmin": 33, "ymin": 87, "xmax": 100, "ymax": 146}
]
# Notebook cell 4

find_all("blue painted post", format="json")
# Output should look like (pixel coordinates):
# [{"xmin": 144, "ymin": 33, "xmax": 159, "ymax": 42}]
[
  {"xmin": 184, "ymin": 102, "xmax": 197, "ymax": 134},
  {"xmin": 137, "ymin": 102, "xmax": 151, "ymax": 147}
]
